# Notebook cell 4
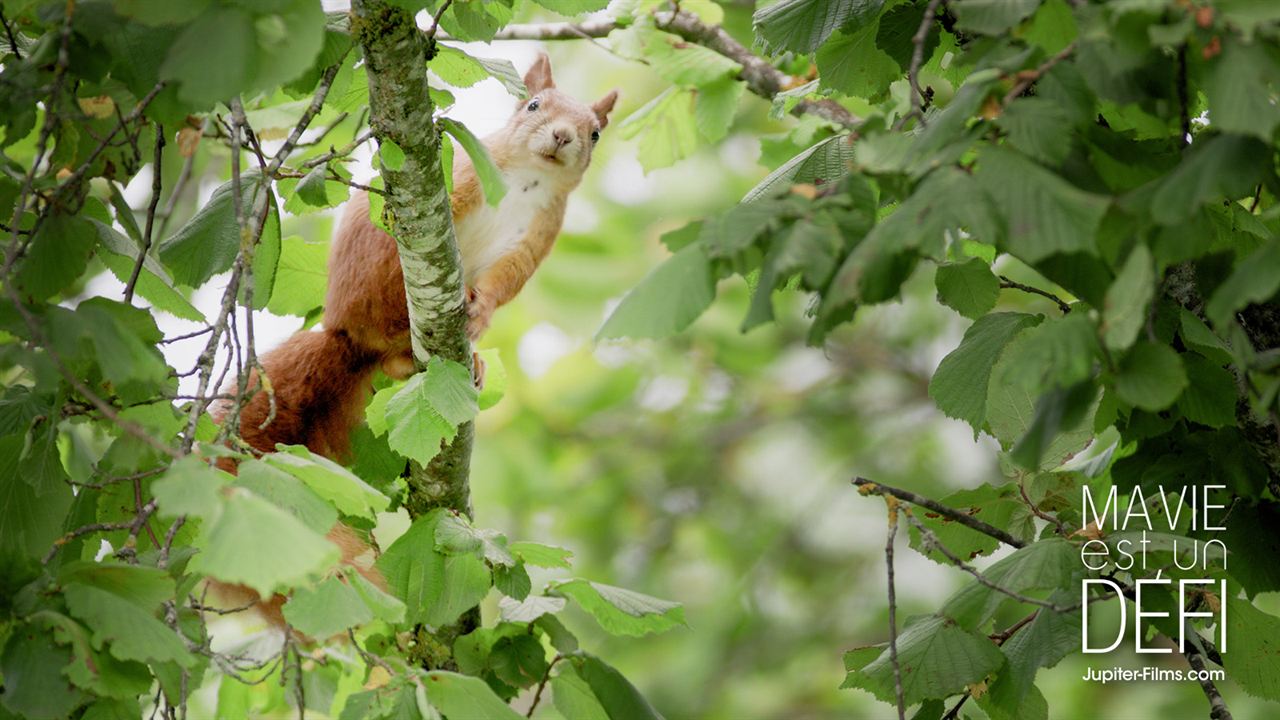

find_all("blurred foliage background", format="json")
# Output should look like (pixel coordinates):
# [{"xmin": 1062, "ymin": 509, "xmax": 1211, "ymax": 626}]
[{"xmin": 7, "ymin": 0, "xmax": 1279, "ymax": 715}]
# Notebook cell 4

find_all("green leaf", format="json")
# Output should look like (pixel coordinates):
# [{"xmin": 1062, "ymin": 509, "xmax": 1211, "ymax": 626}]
[
  {"xmin": 289, "ymin": 165, "xmax": 342, "ymax": 211},
  {"xmin": 617, "ymin": 88, "xmax": 699, "ymax": 173},
  {"xmin": 19, "ymin": 416, "xmax": 67, "ymax": 496},
  {"xmin": 376, "ymin": 510, "xmax": 491, "ymax": 627},
  {"xmin": 266, "ymin": 236, "xmax": 329, "ymax": 317},
  {"xmin": 987, "ymin": 312, "xmax": 1099, "ymax": 393},
  {"xmin": 13, "ymin": 213, "xmax": 96, "ymax": 302},
  {"xmin": 1114, "ymin": 342, "xmax": 1187, "ymax": 411},
  {"xmin": 0, "ymin": 624, "xmax": 88, "ymax": 720},
  {"xmin": 1206, "ymin": 40, "xmax": 1280, "ymax": 142},
  {"xmin": 348, "ymin": 569, "xmax": 407, "ymax": 625},
  {"xmin": 597, "ymin": 243, "xmax": 716, "ymax": 340},
  {"xmin": 477, "ymin": 348, "xmax": 508, "ymax": 411},
  {"xmin": 151, "ymin": 456, "xmax": 228, "ymax": 521},
  {"xmin": 77, "ymin": 298, "xmax": 170, "ymax": 400},
  {"xmin": 378, "ymin": 139, "xmax": 406, "ymax": 172},
  {"xmin": 694, "ymin": 78, "xmax": 745, "ymax": 143},
  {"xmin": 61, "ymin": 564, "xmax": 193, "ymax": 667},
  {"xmin": 48, "ymin": 609, "xmax": 152, "ymax": 698},
  {"xmin": 159, "ymin": 6, "xmax": 255, "ymax": 107},
  {"xmin": 365, "ymin": 380, "xmax": 402, "ymax": 437},
  {"xmin": 384, "ymin": 357, "xmax": 479, "ymax": 466},
  {"xmin": 1205, "ymin": 241, "xmax": 1280, "ymax": 327},
  {"xmin": 434, "ymin": 513, "xmax": 514, "ymax": 566},
  {"xmin": 1179, "ymin": 309, "xmax": 1233, "ymax": 365},
  {"xmin": 93, "ymin": 221, "xmax": 203, "ymax": 321},
  {"xmin": 420, "ymin": 671, "xmax": 524, "ymax": 719},
  {"xmin": 250, "ymin": 0, "xmax": 326, "ymax": 92},
  {"xmin": 977, "ymin": 146, "xmax": 1108, "ymax": 263},
  {"xmin": 432, "ymin": 45, "xmax": 527, "ymax": 97},
  {"xmin": 0, "ymin": 435, "xmax": 75, "ymax": 566},
  {"xmin": 952, "ymin": 0, "xmax": 1043, "ymax": 34},
  {"xmin": 634, "ymin": 25, "xmax": 742, "ymax": 87},
  {"xmin": 264, "ymin": 445, "xmax": 391, "ymax": 520},
  {"xmin": 1176, "ymin": 354, "xmax": 1237, "ymax": 428},
  {"xmin": 998, "ymin": 97, "xmax": 1074, "ymax": 166},
  {"xmin": 817, "ymin": 22, "xmax": 900, "ymax": 100},
  {"xmin": 1224, "ymin": 597, "xmax": 1280, "ymax": 701},
  {"xmin": 494, "ymin": 562, "xmax": 531, "ymax": 601},
  {"xmin": 1101, "ymin": 244, "xmax": 1154, "ymax": 352},
  {"xmin": 114, "ymin": 0, "xmax": 211, "ymax": 26},
  {"xmin": 908, "ymin": 483, "xmax": 1033, "ymax": 564},
  {"xmin": 528, "ymin": 0, "xmax": 610, "ymax": 15},
  {"xmin": 935, "ymin": 258, "xmax": 1000, "ymax": 320},
  {"xmin": 499, "ymin": 594, "xmax": 566, "ymax": 622},
  {"xmin": 510, "ymin": 541, "xmax": 574, "ymax": 569},
  {"xmin": 840, "ymin": 614, "xmax": 1004, "ymax": 705},
  {"xmin": 941, "ymin": 539, "xmax": 1077, "ymax": 627},
  {"xmin": 743, "ymin": 134, "xmax": 853, "ymax": 203},
  {"xmin": 283, "ymin": 575, "xmax": 374, "ymax": 639},
  {"xmin": 233, "ymin": 458, "xmax": 337, "ymax": 535},
  {"xmin": 985, "ymin": 592, "xmax": 1080, "ymax": 712},
  {"xmin": 575, "ymin": 654, "xmax": 665, "ymax": 720},
  {"xmin": 1150, "ymin": 135, "xmax": 1268, "ymax": 225},
  {"xmin": 190, "ymin": 489, "xmax": 340, "ymax": 596},
  {"xmin": 928, "ymin": 313, "xmax": 1041, "ymax": 434},
  {"xmin": 753, "ymin": 0, "xmax": 883, "ymax": 55},
  {"xmin": 439, "ymin": 117, "xmax": 507, "ymax": 206},
  {"xmin": 159, "ymin": 172, "xmax": 269, "ymax": 287},
  {"xmin": 551, "ymin": 579, "xmax": 684, "ymax": 637},
  {"xmin": 552, "ymin": 664, "xmax": 611, "ymax": 720}
]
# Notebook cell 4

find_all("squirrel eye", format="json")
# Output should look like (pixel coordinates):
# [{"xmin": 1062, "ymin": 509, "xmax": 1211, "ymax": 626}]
[
  {"xmin": 590, "ymin": 129, "xmax": 600, "ymax": 143},
  {"xmin": 527, "ymin": 99, "xmax": 540, "ymax": 112}
]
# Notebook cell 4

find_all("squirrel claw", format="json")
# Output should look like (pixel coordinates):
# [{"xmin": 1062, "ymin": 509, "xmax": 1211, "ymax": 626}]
[
  {"xmin": 472, "ymin": 351, "xmax": 486, "ymax": 390},
  {"xmin": 466, "ymin": 289, "xmax": 493, "ymax": 341}
]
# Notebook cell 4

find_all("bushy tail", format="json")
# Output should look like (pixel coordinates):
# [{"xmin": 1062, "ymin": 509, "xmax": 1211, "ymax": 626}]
[
  {"xmin": 229, "ymin": 329, "xmax": 381, "ymax": 461},
  {"xmin": 208, "ymin": 329, "xmax": 387, "ymax": 633}
]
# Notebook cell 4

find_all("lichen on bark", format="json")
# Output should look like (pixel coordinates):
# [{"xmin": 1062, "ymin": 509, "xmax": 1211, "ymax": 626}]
[
  {"xmin": 351, "ymin": 0, "xmax": 474, "ymax": 518},
  {"xmin": 351, "ymin": 0, "xmax": 479, "ymax": 663}
]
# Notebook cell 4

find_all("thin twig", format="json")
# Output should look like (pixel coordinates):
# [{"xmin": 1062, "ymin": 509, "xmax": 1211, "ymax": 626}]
[
  {"xmin": 437, "ymin": 13, "xmax": 859, "ymax": 128},
  {"xmin": 1178, "ymin": 627, "xmax": 1232, "ymax": 720},
  {"xmin": 903, "ymin": 510, "xmax": 1077, "ymax": 613},
  {"xmin": 884, "ymin": 499, "xmax": 906, "ymax": 720},
  {"xmin": 999, "ymin": 275, "xmax": 1071, "ymax": 314},
  {"xmin": 124, "ymin": 123, "xmax": 164, "ymax": 302},
  {"xmin": 0, "ymin": 6, "xmax": 21, "ymax": 59},
  {"xmin": 526, "ymin": 654, "xmax": 565, "ymax": 718},
  {"xmin": 427, "ymin": 0, "xmax": 452, "ymax": 40},
  {"xmin": 1001, "ymin": 42, "xmax": 1077, "ymax": 106},
  {"xmin": 901, "ymin": 0, "xmax": 943, "ymax": 130},
  {"xmin": 853, "ymin": 477, "xmax": 1026, "ymax": 549}
]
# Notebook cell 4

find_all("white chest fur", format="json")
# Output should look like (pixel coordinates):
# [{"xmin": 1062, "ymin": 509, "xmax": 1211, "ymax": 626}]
[{"xmin": 456, "ymin": 167, "xmax": 556, "ymax": 285}]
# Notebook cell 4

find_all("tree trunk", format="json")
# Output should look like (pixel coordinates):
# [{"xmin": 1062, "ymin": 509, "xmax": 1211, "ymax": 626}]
[{"xmin": 350, "ymin": 0, "xmax": 478, "ymax": 664}]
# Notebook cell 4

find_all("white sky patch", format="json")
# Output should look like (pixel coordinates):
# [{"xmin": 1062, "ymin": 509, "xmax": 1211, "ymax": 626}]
[
  {"xmin": 636, "ymin": 374, "xmax": 689, "ymax": 412},
  {"xmin": 517, "ymin": 321, "xmax": 576, "ymax": 379}
]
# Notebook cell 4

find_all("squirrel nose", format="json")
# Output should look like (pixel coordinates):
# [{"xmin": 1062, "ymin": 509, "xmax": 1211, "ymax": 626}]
[{"xmin": 552, "ymin": 128, "xmax": 573, "ymax": 147}]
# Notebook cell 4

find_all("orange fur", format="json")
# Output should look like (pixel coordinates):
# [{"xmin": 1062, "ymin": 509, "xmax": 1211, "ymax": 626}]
[{"xmin": 207, "ymin": 55, "xmax": 617, "ymax": 630}]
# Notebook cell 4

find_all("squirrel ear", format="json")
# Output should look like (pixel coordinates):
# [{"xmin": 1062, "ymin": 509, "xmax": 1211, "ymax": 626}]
[
  {"xmin": 522, "ymin": 53, "xmax": 555, "ymax": 96},
  {"xmin": 592, "ymin": 89, "xmax": 619, "ymax": 129}
]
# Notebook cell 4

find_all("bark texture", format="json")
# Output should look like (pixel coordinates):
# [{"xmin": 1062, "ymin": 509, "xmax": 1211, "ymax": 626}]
[{"xmin": 351, "ymin": 0, "xmax": 475, "ymax": 519}]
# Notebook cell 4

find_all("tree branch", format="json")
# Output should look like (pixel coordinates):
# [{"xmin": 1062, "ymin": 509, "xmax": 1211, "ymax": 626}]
[
  {"xmin": 853, "ymin": 477, "xmax": 1027, "ymax": 549},
  {"xmin": 440, "ymin": 13, "xmax": 859, "ymax": 129},
  {"xmin": 354, "ymin": 0, "xmax": 477, "ymax": 665},
  {"xmin": 883, "ymin": 499, "xmax": 906, "ymax": 720}
]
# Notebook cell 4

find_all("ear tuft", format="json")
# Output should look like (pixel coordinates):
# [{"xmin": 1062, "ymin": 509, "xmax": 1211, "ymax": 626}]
[
  {"xmin": 592, "ymin": 89, "xmax": 619, "ymax": 129},
  {"xmin": 523, "ymin": 53, "xmax": 555, "ymax": 96}
]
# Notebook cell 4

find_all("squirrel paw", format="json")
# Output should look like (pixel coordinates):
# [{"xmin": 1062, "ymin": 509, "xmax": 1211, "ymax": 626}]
[
  {"xmin": 472, "ymin": 351, "xmax": 486, "ymax": 390},
  {"xmin": 466, "ymin": 288, "xmax": 494, "ymax": 341}
]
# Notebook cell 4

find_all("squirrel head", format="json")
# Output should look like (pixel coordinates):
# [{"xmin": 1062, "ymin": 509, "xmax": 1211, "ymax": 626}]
[{"xmin": 500, "ymin": 53, "xmax": 618, "ymax": 181}]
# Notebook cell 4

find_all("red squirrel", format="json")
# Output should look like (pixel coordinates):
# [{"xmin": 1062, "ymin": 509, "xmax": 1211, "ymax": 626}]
[{"xmin": 210, "ymin": 55, "xmax": 617, "ymax": 626}]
